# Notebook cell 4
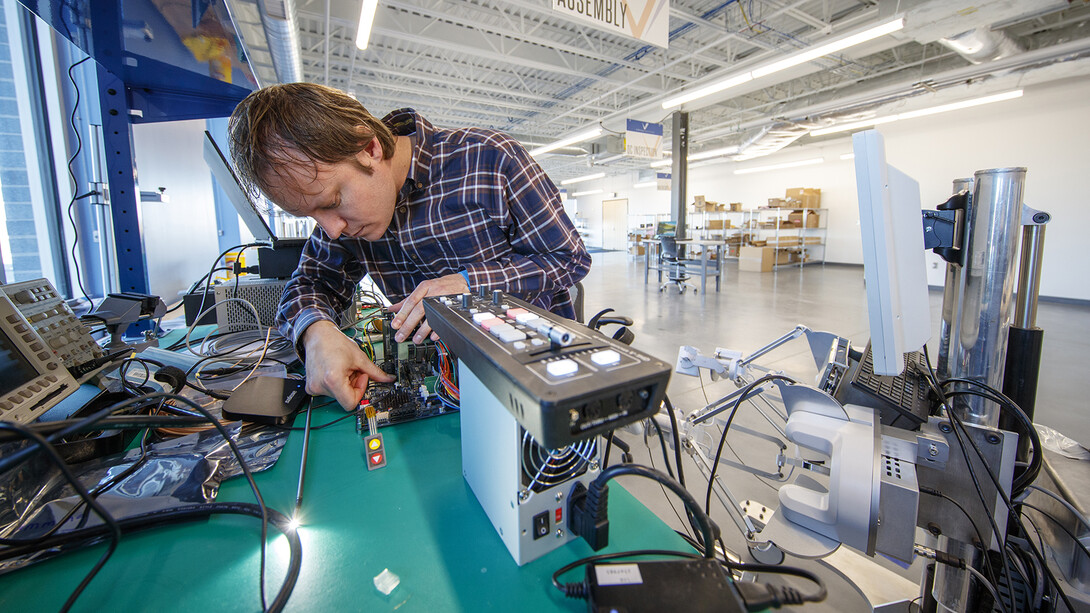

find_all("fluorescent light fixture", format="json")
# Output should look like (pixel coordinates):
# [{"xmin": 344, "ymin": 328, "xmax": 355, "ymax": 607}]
[
  {"xmin": 751, "ymin": 17, "xmax": 905, "ymax": 78},
  {"xmin": 530, "ymin": 127, "xmax": 603, "ymax": 156},
  {"xmin": 662, "ymin": 17, "xmax": 904, "ymax": 110},
  {"xmin": 571, "ymin": 189, "xmax": 603, "ymax": 197},
  {"xmin": 734, "ymin": 157, "xmax": 824, "ymax": 175},
  {"xmin": 662, "ymin": 73, "xmax": 753, "ymax": 110},
  {"xmin": 595, "ymin": 153, "xmax": 626, "ymax": 165},
  {"xmin": 840, "ymin": 153, "xmax": 855, "ymax": 160},
  {"xmin": 633, "ymin": 180, "xmax": 658, "ymax": 188},
  {"xmin": 690, "ymin": 145, "xmax": 742, "ymax": 161},
  {"xmin": 810, "ymin": 89, "xmax": 1023, "ymax": 137},
  {"xmin": 561, "ymin": 172, "xmax": 606, "ymax": 186},
  {"xmin": 355, "ymin": 0, "xmax": 379, "ymax": 51},
  {"xmin": 649, "ymin": 158, "xmax": 672, "ymax": 168}
]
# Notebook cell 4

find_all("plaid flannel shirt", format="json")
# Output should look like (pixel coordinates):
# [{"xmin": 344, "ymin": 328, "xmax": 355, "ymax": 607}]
[{"xmin": 276, "ymin": 109, "xmax": 591, "ymax": 347}]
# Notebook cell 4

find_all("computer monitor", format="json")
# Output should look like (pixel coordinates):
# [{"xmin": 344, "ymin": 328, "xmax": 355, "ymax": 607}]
[
  {"xmin": 655, "ymin": 220, "xmax": 677, "ymax": 237},
  {"xmin": 852, "ymin": 129, "xmax": 931, "ymax": 376}
]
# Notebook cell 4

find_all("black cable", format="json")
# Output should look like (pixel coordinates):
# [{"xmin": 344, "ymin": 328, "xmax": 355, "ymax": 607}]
[
  {"xmin": 552, "ymin": 549, "xmax": 700, "ymax": 597},
  {"xmin": 662, "ymin": 395, "xmax": 685, "ymax": 487},
  {"xmin": 919, "ymin": 487, "xmax": 1004, "ymax": 608},
  {"xmin": 0, "ymin": 502, "xmax": 300, "ymax": 613},
  {"xmin": 0, "ymin": 421, "xmax": 121, "ymax": 612},
  {"xmin": 594, "ymin": 463, "xmax": 718, "ymax": 559},
  {"xmin": 705, "ymin": 375, "xmax": 796, "ymax": 517},
  {"xmin": 1017, "ymin": 501, "xmax": 1090, "ymax": 563},
  {"xmin": 1, "ymin": 391, "xmax": 275, "ymax": 611},
  {"xmin": 920, "ymin": 347, "xmax": 1015, "ymax": 613},
  {"xmin": 647, "ymin": 416, "xmax": 675, "ymax": 481},
  {"xmin": 602, "ymin": 430, "xmax": 614, "ymax": 468},
  {"xmin": 62, "ymin": 55, "xmax": 94, "ymax": 305},
  {"xmin": 939, "ymin": 378, "xmax": 1041, "ymax": 494}
]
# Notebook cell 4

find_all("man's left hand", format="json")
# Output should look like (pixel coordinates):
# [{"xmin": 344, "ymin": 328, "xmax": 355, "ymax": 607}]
[{"xmin": 389, "ymin": 273, "xmax": 470, "ymax": 343}]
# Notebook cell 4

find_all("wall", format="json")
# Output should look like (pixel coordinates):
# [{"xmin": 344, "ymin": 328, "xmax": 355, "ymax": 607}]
[
  {"xmin": 132, "ymin": 119, "xmax": 223, "ymax": 306},
  {"xmin": 581, "ymin": 76, "xmax": 1090, "ymax": 301}
]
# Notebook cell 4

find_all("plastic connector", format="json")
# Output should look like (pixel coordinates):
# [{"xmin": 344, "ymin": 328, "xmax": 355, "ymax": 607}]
[
  {"xmin": 569, "ymin": 481, "xmax": 610, "ymax": 551},
  {"xmin": 736, "ymin": 581, "xmax": 806, "ymax": 610}
]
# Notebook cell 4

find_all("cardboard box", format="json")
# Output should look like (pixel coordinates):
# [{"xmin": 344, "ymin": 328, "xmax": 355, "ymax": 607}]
[
  {"xmin": 739, "ymin": 246, "xmax": 773, "ymax": 272},
  {"xmin": 729, "ymin": 202, "xmax": 743, "ymax": 212},
  {"xmin": 785, "ymin": 188, "xmax": 821, "ymax": 208},
  {"xmin": 739, "ymin": 247, "xmax": 793, "ymax": 272},
  {"xmin": 629, "ymin": 245, "xmax": 646, "ymax": 256},
  {"xmin": 767, "ymin": 198, "xmax": 787, "ymax": 208},
  {"xmin": 706, "ymin": 219, "xmax": 731, "ymax": 230}
]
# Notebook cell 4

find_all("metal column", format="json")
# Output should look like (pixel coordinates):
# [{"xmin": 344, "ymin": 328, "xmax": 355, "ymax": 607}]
[
  {"xmin": 670, "ymin": 111, "xmax": 688, "ymax": 241},
  {"xmin": 947, "ymin": 168, "xmax": 1026, "ymax": 427}
]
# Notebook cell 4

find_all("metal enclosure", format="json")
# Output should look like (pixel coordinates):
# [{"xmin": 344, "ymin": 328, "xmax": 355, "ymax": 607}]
[{"xmin": 459, "ymin": 364, "xmax": 601, "ymax": 566}]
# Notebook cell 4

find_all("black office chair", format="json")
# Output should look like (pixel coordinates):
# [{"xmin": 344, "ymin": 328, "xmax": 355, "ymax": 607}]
[{"xmin": 658, "ymin": 236, "xmax": 697, "ymax": 294}]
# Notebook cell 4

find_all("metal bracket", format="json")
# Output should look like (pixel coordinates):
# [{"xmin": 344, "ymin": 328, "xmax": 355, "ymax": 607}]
[
  {"xmin": 922, "ymin": 189, "xmax": 969, "ymax": 265},
  {"xmin": 1021, "ymin": 203, "xmax": 1050, "ymax": 226}
]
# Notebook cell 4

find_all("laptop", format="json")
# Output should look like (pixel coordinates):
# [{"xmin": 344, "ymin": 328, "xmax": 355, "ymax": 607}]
[{"xmin": 202, "ymin": 131, "xmax": 307, "ymax": 251}]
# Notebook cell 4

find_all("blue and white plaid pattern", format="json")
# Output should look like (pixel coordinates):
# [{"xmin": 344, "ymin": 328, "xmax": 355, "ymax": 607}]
[{"xmin": 276, "ymin": 109, "xmax": 590, "ymax": 346}]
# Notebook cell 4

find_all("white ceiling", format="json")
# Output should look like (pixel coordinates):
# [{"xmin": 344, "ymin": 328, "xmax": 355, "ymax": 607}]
[{"xmin": 230, "ymin": 0, "xmax": 1090, "ymax": 183}]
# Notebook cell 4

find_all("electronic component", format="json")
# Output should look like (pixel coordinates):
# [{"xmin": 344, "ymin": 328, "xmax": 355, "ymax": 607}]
[
  {"xmin": 364, "ymin": 433, "xmax": 387, "ymax": 470},
  {"xmin": 356, "ymin": 315, "xmax": 457, "ymax": 432},
  {"xmin": 0, "ymin": 293, "xmax": 78, "ymax": 423},
  {"xmin": 423, "ymin": 291, "xmax": 671, "ymax": 448},
  {"xmin": 220, "ymin": 376, "xmax": 307, "ymax": 425},
  {"xmin": 833, "ymin": 342, "xmax": 933, "ymax": 430},
  {"xmin": 586, "ymin": 559, "xmax": 746, "ymax": 613},
  {"xmin": 459, "ymin": 364, "xmax": 599, "ymax": 565},
  {"xmin": 0, "ymin": 278, "xmax": 104, "ymax": 377}
]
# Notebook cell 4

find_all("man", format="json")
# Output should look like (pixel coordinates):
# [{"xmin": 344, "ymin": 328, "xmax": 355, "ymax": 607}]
[{"xmin": 227, "ymin": 83, "xmax": 590, "ymax": 411}]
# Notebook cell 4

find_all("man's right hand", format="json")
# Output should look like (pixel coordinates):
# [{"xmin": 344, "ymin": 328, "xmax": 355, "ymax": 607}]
[{"xmin": 301, "ymin": 320, "xmax": 395, "ymax": 410}]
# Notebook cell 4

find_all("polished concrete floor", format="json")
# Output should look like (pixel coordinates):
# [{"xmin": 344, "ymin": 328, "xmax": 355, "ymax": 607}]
[{"xmin": 576, "ymin": 251, "xmax": 1090, "ymax": 610}]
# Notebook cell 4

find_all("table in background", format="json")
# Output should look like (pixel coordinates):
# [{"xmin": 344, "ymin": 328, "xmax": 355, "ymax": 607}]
[
  {"xmin": 642, "ymin": 237, "xmax": 725, "ymax": 293},
  {"xmin": 0, "ymin": 407, "xmax": 692, "ymax": 612}
]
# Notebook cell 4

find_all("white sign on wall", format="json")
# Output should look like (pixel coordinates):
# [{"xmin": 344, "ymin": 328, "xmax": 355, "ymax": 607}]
[
  {"xmin": 625, "ymin": 119, "xmax": 663, "ymax": 158},
  {"xmin": 552, "ymin": 0, "xmax": 670, "ymax": 48}
]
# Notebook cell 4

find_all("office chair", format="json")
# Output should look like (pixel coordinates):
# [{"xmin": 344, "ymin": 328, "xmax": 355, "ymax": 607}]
[{"xmin": 658, "ymin": 235, "xmax": 697, "ymax": 294}]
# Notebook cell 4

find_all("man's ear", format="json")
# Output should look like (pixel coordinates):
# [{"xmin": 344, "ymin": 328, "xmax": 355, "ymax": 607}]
[{"xmin": 355, "ymin": 134, "xmax": 382, "ymax": 165}]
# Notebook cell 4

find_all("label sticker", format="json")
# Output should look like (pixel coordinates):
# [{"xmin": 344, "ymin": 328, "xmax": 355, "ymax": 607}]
[{"xmin": 594, "ymin": 564, "xmax": 643, "ymax": 586}]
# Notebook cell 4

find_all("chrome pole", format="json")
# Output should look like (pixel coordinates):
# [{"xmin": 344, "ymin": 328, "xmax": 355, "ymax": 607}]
[{"xmin": 936, "ymin": 177, "xmax": 972, "ymax": 380}]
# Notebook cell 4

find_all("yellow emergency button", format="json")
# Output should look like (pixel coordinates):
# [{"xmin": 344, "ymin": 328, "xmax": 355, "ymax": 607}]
[{"xmin": 368, "ymin": 438, "xmax": 382, "ymax": 451}]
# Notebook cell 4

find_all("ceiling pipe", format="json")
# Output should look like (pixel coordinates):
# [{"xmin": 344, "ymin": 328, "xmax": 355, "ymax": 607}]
[
  {"xmin": 258, "ymin": 0, "xmax": 304, "ymax": 83},
  {"xmin": 939, "ymin": 27, "xmax": 1023, "ymax": 64}
]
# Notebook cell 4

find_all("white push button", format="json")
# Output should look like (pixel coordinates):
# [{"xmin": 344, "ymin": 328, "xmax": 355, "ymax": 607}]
[
  {"xmin": 472, "ymin": 312, "xmax": 493, "ymax": 323},
  {"xmin": 514, "ymin": 312, "xmax": 539, "ymax": 324},
  {"xmin": 591, "ymin": 350, "xmax": 621, "ymax": 366},
  {"xmin": 546, "ymin": 359, "xmax": 578, "ymax": 377}
]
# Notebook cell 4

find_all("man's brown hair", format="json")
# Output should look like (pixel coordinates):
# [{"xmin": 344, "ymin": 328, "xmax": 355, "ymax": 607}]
[{"xmin": 227, "ymin": 82, "xmax": 396, "ymax": 196}]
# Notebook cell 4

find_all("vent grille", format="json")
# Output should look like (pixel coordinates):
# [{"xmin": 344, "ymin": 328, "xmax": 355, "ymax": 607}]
[{"xmin": 520, "ymin": 429, "xmax": 595, "ymax": 493}]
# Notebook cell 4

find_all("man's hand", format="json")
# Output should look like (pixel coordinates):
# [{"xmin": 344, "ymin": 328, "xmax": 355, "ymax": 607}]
[
  {"xmin": 389, "ymin": 273, "xmax": 470, "ymax": 344},
  {"xmin": 301, "ymin": 320, "xmax": 395, "ymax": 410}
]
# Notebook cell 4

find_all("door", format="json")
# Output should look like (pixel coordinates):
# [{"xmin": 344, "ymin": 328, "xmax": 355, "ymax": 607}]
[{"xmin": 602, "ymin": 199, "xmax": 628, "ymax": 251}]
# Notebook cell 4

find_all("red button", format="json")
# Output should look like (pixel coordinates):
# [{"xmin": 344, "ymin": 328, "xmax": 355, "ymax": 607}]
[
  {"xmin": 555, "ymin": 508, "xmax": 562, "ymax": 523},
  {"xmin": 370, "ymin": 452, "xmax": 384, "ymax": 465}
]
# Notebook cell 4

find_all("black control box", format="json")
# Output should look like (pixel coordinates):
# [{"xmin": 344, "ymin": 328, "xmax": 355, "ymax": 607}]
[{"xmin": 423, "ymin": 291, "xmax": 671, "ymax": 448}]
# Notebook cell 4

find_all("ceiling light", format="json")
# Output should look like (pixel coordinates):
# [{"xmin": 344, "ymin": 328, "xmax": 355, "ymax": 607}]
[
  {"xmin": 561, "ymin": 172, "xmax": 606, "ymax": 186},
  {"xmin": 649, "ymin": 159, "xmax": 672, "ymax": 168},
  {"xmin": 840, "ymin": 153, "xmax": 855, "ymax": 160},
  {"xmin": 662, "ymin": 17, "xmax": 904, "ymax": 111},
  {"xmin": 809, "ymin": 89, "xmax": 1023, "ymax": 136},
  {"xmin": 689, "ymin": 145, "xmax": 742, "ymax": 161},
  {"xmin": 750, "ymin": 17, "xmax": 905, "ymax": 79},
  {"xmin": 594, "ymin": 153, "xmax": 626, "ymax": 165},
  {"xmin": 733, "ymin": 157, "xmax": 825, "ymax": 175},
  {"xmin": 530, "ymin": 127, "xmax": 603, "ymax": 156},
  {"xmin": 355, "ymin": 0, "xmax": 379, "ymax": 51},
  {"xmin": 572, "ymin": 189, "xmax": 603, "ymax": 197}
]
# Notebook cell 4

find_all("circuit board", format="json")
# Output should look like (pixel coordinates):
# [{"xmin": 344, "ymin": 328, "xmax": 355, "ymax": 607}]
[{"xmin": 355, "ymin": 314, "xmax": 458, "ymax": 435}]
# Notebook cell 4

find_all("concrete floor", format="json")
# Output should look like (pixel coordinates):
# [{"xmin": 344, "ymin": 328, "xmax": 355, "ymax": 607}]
[{"xmin": 576, "ymin": 251, "xmax": 1090, "ymax": 611}]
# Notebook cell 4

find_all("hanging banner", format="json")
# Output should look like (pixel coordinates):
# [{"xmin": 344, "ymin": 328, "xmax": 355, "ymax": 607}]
[
  {"xmin": 553, "ymin": 0, "xmax": 670, "ymax": 49},
  {"xmin": 625, "ymin": 119, "xmax": 663, "ymax": 159},
  {"xmin": 657, "ymin": 172, "xmax": 671, "ymax": 190}
]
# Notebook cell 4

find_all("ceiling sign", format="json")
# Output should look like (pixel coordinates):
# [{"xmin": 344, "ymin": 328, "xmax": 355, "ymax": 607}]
[
  {"xmin": 553, "ymin": 0, "xmax": 669, "ymax": 48},
  {"xmin": 657, "ymin": 172, "xmax": 671, "ymax": 190},
  {"xmin": 625, "ymin": 119, "xmax": 663, "ymax": 158}
]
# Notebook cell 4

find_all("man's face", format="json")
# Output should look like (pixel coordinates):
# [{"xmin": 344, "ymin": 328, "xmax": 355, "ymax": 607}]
[{"xmin": 264, "ymin": 137, "xmax": 398, "ymax": 241}]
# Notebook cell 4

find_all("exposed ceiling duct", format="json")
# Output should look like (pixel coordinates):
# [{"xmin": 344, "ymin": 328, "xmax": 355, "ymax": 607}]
[
  {"xmin": 258, "ymin": 0, "xmax": 303, "ymax": 83},
  {"xmin": 939, "ymin": 27, "xmax": 1023, "ymax": 64}
]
